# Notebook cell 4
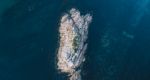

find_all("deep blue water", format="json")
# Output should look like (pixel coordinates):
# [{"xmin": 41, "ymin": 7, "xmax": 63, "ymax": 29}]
[{"xmin": 0, "ymin": 0, "xmax": 150, "ymax": 80}]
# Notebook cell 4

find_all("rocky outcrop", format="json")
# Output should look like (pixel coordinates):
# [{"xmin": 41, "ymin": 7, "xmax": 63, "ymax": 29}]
[{"xmin": 57, "ymin": 8, "xmax": 92, "ymax": 80}]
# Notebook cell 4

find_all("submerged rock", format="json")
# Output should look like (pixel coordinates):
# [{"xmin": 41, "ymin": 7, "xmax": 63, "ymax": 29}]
[{"xmin": 57, "ymin": 8, "xmax": 92, "ymax": 80}]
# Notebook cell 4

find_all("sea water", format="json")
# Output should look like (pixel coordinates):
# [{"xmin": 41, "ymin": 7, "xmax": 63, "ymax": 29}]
[{"xmin": 0, "ymin": 0, "xmax": 150, "ymax": 80}]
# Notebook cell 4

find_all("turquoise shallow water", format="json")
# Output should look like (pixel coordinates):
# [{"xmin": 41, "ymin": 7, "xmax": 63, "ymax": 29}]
[{"xmin": 0, "ymin": 0, "xmax": 150, "ymax": 80}]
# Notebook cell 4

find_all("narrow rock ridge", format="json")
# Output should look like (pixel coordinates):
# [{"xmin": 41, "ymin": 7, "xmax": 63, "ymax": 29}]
[{"xmin": 57, "ymin": 8, "xmax": 92, "ymax": 80}]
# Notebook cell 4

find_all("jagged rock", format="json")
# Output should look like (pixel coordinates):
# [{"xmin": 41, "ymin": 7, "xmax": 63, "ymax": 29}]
[{"xmin": 57, "ymin": 8, "xmax": 92, "ymax": 80}]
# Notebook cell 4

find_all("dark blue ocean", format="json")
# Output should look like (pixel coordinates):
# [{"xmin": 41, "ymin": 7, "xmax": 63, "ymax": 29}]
[{"xmin": 0, "ymin": 0, "xmax": 150, "ymax": 80}]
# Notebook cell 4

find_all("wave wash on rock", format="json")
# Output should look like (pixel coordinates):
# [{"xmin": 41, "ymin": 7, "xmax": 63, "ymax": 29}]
[{"xmin": 57, "ymin": 8, "xmax": 92, "ymax": 80}]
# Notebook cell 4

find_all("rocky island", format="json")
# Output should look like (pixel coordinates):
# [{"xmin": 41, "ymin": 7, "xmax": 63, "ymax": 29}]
[{"xmin": 57, "ymin": 8, "xmax": 92, "ymax": 80}]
